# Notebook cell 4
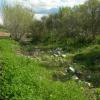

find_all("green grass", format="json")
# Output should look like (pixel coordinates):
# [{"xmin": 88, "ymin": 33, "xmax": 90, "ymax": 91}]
[
  {"xmin": 0, "ymin": 39, "xmax": 96, "ymax": 100},
  {"xmin": 73, "ymin": 45, "xmax": 100, "ymax": 70},
  {"xmin": 72, "ymin": 44, "xmax": 100, "ymax": 88}
]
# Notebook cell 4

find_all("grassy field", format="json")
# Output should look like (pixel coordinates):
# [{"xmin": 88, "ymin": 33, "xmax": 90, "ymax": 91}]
[{"xmin": 0, "ymin": 39, "xmax": 99, "ymax": 100}]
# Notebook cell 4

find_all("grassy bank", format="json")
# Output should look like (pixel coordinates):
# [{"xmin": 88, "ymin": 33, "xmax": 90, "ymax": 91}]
[{"xmin": 0, "ymin": 39, "xmax": 97, "ymax": 100}]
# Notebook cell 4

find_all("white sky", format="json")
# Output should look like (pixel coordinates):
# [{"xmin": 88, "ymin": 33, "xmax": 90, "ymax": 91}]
[
  {"xmin": 6, "ymin": 0, "xmax": 86, "ymax": 8},
  {"xmin": 0, "ymin": 0, "xmax": 86, "ymax": 24}
]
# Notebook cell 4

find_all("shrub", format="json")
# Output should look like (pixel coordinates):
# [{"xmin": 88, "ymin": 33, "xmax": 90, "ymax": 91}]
[
  {"xmin": 0, "ymin": 39, "xmax": 96, "ymax": 100},
  {"xmin": 73, "ymin": 45, "xmax": 100, "ymax": 70}
]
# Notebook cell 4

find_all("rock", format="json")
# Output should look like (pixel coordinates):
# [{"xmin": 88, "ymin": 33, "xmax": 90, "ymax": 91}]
[
  {"xmin": 57, "ymin": 51, "xmax": 61, "ymax": 55},
  {"xmin": 84, "ymin": 82, "xmax": 92, "ymax": 87},
  {"xmin": 69, "ymin": 67, "xmax": 75, "ymax": 73},
  {"xmin": 54, "ymin": 54, "xmax": 58, "ymax": 57},
  {"xmin": 87, "ymin": 75, "xmax": 91, "ymax": 79},
  {"xmin": 62, "ymin": 54, "xmax": 66, "ymax": 58},
  {"xmin": 64, "ymin": 68, "xmax": 68, "ymax": 73},
  {"xmin": 72, "ymin": 75, "xmax": 79, "ymax": 80},
  {"xmin": 64, "ymin": 67, "xmax": 75, "ymax": 73}
]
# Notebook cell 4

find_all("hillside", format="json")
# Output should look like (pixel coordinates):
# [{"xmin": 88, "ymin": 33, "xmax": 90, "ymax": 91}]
[
  {"xmin": 1, "ymin": 0, "xmax": 100, "ymax": 99},
  {"xmin": 0, "ymin": 39, "xmax": 99, "ymax": 100}
]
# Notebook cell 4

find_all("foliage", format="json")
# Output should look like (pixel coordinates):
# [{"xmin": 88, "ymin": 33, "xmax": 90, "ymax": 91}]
[
  {"xmin": 3, "ymin": 5, "xmax": 33, "ymax": 41},
  {"xmin": 28, "ymin": 0, "xmax": 100, "ymax": 45},
  {"xmin": 95, "ymin": 88, "xmax": 100, "ymax": 100},
  {"xmin": 0, "ymin": 39, "xmax": 96, "ymax": 100},
  {"xmin": 2, "ymin": 0, "xmax": 100, "ymax": 45},
  {"xmin": 1, "ymin": 0, "xmax": 100, "ymax": 99},
  {"xmin": 0, "ymin": 25, "xmax": 7, "ymax": 32},
  {"xmin": 73, "ymin": 45, "xmax": 100, "ymax": 70}
]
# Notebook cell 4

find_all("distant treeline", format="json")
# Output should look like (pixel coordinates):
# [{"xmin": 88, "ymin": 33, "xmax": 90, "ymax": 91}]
[{"xmin": 2, "ymin": 0, "xmax": 100, "ymax": 44}]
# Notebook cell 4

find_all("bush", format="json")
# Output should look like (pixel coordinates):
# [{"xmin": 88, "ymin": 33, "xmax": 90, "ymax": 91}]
[
  {"xmin": 0, "ymin": 39, "xmax": 96, "ymax": 100},
  {"xmin": 73, "ymin": 45, "xmax": 100, "ymax": 70},
  {"xmin": 95, "ymin": 88, "xmax": 100, "ymax": 100},
  {"xmin": 96, "ymin": 35, "xmax": 100, "ymax": 44}
]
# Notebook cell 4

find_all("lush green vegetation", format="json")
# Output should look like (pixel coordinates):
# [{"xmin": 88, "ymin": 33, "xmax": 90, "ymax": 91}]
[
  {"xmin": 2, "ymin": 0, "xmax": 100, "ymax": 44},
  {"xmin": 0, "ymin": 0, "xmax": 100, "ymax": 99},
  {"xmin": 0, "ymin": 39, "xmax": 97, "ymax": 100},
  {"xmin": 0, "ymin": 25, "xmax": 7, "ymax": 32}
]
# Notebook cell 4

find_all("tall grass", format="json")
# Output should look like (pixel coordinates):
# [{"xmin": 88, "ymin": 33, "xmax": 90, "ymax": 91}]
[{"xmin": 0, "ymin": 39, "xmax": 96, "ymax": 100}]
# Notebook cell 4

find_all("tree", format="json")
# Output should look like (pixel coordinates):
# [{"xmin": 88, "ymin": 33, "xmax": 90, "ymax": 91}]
[
  {"xmin": 30, "ymin": 20, "xmax": 44, "ymax": 43},
  {"xmin": 85, "ymin": 0, "xmax": 100, "ymax": 38},
  {"xmin": 3, "ymin": 5, "xmax": 33, "ymax": 41}
]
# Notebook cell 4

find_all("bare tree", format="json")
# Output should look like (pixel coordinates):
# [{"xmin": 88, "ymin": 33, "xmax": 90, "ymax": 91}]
[{"xmin": 3, "ymin": 4, "xmax": 34, "ymax": 41}]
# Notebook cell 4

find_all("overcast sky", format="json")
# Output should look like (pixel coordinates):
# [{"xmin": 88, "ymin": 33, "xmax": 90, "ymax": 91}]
[{"xmin": 0, "ymin": 0, "xmax": 86, "ymax": 24}]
